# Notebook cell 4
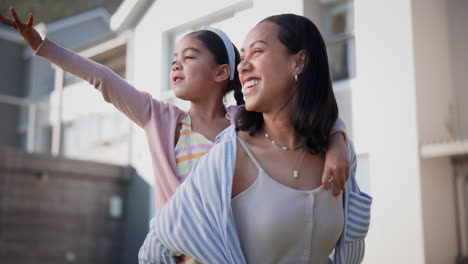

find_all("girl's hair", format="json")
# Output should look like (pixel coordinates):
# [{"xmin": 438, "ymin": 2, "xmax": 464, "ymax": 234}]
[
  {"xmin": 189, "ymin": 30, "xmax": 244, "ymax": 105},
  {"xmin": 236, "ymin": 14, "xmax": 339, "ymax": 154}
]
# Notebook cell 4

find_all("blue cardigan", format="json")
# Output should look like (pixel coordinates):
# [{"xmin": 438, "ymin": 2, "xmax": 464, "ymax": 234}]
[{"xmin": 139, "ymin": 125, "xmax": 372, "ymax": 263}]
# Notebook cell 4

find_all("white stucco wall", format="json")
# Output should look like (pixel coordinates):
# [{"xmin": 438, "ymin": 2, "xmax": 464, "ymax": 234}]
[{"xmin": 354, "ymin": 0, "xmax": 424, "ymax": 263}]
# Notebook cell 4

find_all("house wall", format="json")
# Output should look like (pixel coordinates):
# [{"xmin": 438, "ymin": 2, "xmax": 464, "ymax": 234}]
[
  {"xmin": 354, "ymin": 0, "xmax": 424, "ymax": 262},
  {"xmin": 447, "ymin": 0, "xmax": 468, "ymax": 139},
  {"xmin": 412, "ymin": 0, "xmax": 461, "ymax": 262},
  {"xmin": 420, "ymin": 157, "xmax": 457, "ymax": 264},
  {"xmin": 412, "ymin": 0, "xmax": 454, "ymax": 144}
]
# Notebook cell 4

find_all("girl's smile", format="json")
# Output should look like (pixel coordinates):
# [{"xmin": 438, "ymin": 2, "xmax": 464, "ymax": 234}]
[{"xmin": 172, "ymin": 75, "xmax": 184, "ymax": 84}]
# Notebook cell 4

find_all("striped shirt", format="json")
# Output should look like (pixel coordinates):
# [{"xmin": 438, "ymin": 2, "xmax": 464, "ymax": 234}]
[
  {"xmin": 138, "ymin": 125, "xmax": 372, "ymax": 264},
  {"xmin": 175, "ymin": 115, "xmax": 214, "ymax": 182}
]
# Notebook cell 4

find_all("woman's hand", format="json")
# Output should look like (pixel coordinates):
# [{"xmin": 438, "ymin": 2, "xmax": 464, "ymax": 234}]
[
  {"xmin": 0, "ymin": 7, "xmax": 43, "ymax": 50},
  {"xmin": 322, "ymin": 132, "xmax": 350, "ymax": 196}
]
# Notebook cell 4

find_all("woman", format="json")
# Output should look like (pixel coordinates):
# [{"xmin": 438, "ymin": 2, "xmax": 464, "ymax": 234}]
[{"xmin": 139, "ymin": 14, "xmax": 372, "ymax": 264}]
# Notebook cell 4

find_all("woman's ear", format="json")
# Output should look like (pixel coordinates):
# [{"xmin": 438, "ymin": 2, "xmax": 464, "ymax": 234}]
[
  {"xmin": 214, "ymin": 64, "xmax": 230, "ymax": 83},
  {"xmin": 294, "ymin": 49, "xmax": 306, "ymax": 75}
]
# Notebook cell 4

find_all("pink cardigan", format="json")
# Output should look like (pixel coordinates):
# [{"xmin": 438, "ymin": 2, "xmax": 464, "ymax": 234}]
[{"xmin": 34, "ymin": 38, "xmax": 346, "ymax": 209}]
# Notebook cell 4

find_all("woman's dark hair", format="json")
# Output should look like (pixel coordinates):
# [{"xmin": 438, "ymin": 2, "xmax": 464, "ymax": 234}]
[
  {"xmin": 236, "ymin": 14, "xmax": 339, "ymax": 154},
  {"xmin": 189, "ymin": 30, "xmax": 244, "ymax": 105}
]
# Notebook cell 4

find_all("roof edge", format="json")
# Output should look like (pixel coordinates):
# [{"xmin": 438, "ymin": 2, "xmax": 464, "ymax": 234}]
[{"xmin": 110, "ymin": 0, "xmax": 155, "ymax": 32}]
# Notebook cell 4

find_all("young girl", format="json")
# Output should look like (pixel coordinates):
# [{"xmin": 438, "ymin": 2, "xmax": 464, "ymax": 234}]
[{"xmin": 138, "ymin": 14, "xmax": 372, "ymax": 264}]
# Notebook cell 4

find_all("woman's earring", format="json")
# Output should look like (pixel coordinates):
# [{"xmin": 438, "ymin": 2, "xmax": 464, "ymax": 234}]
[{"xmin": 294, "ymin": 73, "xmax": 298, "ymax": 83}]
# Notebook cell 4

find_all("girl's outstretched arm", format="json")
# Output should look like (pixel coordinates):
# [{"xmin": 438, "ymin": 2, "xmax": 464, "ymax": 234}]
[{"xmin": 1, "ymin": 8, "xmax": 157, "ymax": 128}]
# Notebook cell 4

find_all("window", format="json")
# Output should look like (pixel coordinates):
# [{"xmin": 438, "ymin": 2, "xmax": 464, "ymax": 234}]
[
  {"xmin": 58, "ymin": 41, "xmax": 131, "ymax": 162},
  {"xmin": 323, "ymin": 1, "xmax": 355, "ymax": 82},
  {"xmin": 61, "ymin": 112, "xmax": 129, "ymax": 159}
]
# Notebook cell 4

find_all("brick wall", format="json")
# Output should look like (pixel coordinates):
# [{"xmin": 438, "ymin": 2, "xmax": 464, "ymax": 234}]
[{"xmin": 0, "ymin": 147, "xmax": 131, "ymax": 264}]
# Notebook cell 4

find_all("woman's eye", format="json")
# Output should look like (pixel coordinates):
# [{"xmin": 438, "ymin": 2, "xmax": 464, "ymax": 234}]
[
  {"xmin": 185, "ymin": 56, "xmax": 194, "ymax": 60},
  {"xmin": 253, "ymin": 49, "xmax": 263, "ymax": 54}
]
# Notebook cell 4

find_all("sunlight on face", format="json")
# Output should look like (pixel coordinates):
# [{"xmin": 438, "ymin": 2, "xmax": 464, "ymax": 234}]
[
  {"xmin": 170, "ymin": 35, "xmax": 218, "ymax": 101},
  {"xmin": 238, "ymin": 22, "xmax": 297, "ymax": 113}
]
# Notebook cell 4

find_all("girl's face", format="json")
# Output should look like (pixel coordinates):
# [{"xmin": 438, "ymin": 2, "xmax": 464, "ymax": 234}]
[
  {"xmin": 171, "ymin": 35, "xmax": 219, "ymax": 100},
  {"xmin": 238, "ymin": 22, "xmax": 300, "ymax": 113}
]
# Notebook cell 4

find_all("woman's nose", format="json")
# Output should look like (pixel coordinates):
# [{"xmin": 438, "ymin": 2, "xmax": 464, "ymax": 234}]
[
  {"xmin": 237, "ymin": 58, "xmax": 250, "ymax": 74},
  {"xmin": 237, "ymin": 58, "xmax": 252, "ymax": 74}
]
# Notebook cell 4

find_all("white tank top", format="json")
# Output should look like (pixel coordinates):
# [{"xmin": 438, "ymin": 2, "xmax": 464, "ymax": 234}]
[{"xmin": 232, "ymin": 136, "xmax": 344, "ymax": 264}]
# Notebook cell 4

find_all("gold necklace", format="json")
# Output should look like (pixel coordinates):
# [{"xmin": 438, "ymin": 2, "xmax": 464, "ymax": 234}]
[
  {"xmin": 264, "ymin": 131, "xmax": 306, "ymax": 179},
  {"xmin": 264, "ymin": 132, "xmax": 304, "ymax": 150}
]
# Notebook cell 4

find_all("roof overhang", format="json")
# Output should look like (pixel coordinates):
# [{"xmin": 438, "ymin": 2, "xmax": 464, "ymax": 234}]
[
  {"xmin": 110, "ymin": 0, "xmax": 156, "ymax": 32},
  {"xmin": 37, "ymin": 8, "xmax": 110, "ymax": 35}
]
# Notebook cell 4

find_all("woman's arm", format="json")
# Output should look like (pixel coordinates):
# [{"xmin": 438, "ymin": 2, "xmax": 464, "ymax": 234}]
[{"xmin": 1, "ymin": 8, "xmax": 153, "ymax": 127}]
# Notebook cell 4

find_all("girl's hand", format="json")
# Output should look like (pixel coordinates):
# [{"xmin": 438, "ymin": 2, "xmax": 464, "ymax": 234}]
[
  {"xmin": 0, "ymin": 7, "xmax": 43, "ymax": 50},
  {"xmin": 322, "ymin": 132, "xmax": 350, "ymax": 196}
]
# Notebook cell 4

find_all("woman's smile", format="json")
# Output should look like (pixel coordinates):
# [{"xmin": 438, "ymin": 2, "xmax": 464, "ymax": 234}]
[{"xmin": 242, "ymin": 78, "xmax": 260, "ymax": 96}]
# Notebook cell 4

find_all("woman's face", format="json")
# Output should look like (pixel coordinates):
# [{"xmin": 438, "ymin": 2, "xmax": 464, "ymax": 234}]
[
  {"xmin": 171, "ymin": 35, "xmax": 219, "ymax": 100},
  {"xmin": 238, "ymin": 21, "xmax": 299, "ymax": 113}
]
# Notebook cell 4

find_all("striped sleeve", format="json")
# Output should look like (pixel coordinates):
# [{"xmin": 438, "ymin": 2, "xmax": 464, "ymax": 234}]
[
  {"xmin": 138, "ymin": 128, "xmax": 244, "ymax": 263},
  {"xmin": 138, "ymin": 217, "xmax": 176, "ymax": 264},
  {"xmin": 330, "ymin": 141, "xmax": 372, "ymax": 264}
]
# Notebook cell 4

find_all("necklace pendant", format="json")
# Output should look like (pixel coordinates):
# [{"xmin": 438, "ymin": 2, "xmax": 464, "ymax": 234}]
[{"xmin": 293, "ymin": 170, "xmax": 299, "ymax": 179}]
